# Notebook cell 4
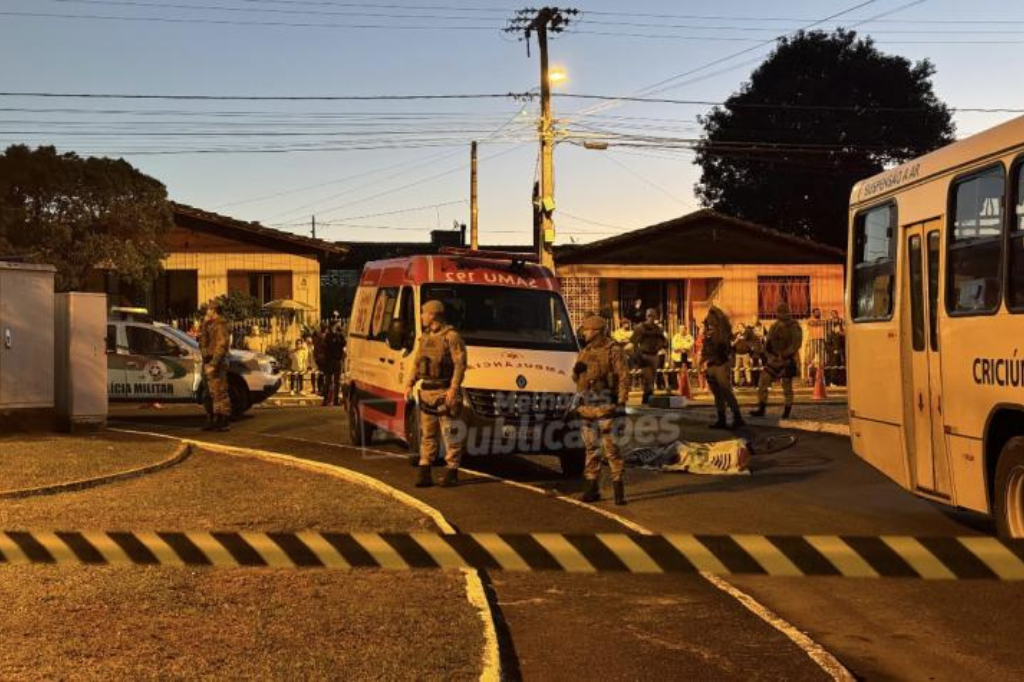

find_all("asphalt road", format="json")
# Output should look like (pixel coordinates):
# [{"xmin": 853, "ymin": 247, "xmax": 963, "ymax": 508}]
[{"xmin": 109, "ymin": 404, "xmax": 1024, "ymax": 681}]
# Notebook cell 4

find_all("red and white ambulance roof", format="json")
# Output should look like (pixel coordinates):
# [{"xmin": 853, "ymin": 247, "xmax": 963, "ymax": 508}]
[{"xmin": 360, "ymin": 248, "xmax": 560, "ymax": 292}]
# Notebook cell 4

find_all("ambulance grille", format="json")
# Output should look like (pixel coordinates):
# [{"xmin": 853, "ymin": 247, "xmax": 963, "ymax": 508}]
[{"xmin": 466, "ymin": 389, "xmax": 574, "ymax": 421}]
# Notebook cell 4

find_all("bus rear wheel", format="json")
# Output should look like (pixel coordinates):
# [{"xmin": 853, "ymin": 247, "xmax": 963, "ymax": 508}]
[{"xmin": 994, "ymin": 436, "xmax": 1024, "ymax": 539}]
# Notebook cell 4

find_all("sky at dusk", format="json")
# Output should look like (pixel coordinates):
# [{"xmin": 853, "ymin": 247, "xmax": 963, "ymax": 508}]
[{"xmin": 2, "ymin": 0, "xmax": 1023, "ymax": 246}]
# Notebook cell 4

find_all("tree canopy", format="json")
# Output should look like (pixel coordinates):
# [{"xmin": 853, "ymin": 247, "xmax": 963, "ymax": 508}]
[
  {"xmin": 0, "ymin": 145, "xmax": 172, "ymax": 291},
  {"xmin": 694, "ymin": 30, "xmax": 955, "ymax": 249}
]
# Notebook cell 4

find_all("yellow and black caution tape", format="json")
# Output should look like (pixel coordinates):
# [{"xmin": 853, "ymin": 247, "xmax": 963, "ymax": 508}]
[{"xmin": 1, "ymin": 531, "xmax": 1023, "ymax": 580}]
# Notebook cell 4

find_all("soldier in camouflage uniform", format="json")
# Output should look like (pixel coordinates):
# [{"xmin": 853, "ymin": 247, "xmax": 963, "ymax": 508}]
[
  {"xmin": 631, "ymin": 308, "xmax": 667, "ymax": 404},
  {"xmin": 574, "ymin": 315, "xmax": 631, "ymax": 505},
  {"xmin": 199, "ymin": 300, "xmax": 232, "ymax": 432},
  {"xmin": 750, "ymin": 302, "xmax": 803, "ymax": 419},
  {"xmin": 405, "ymin": 299, "xmax": 468, "ymax": 488}
]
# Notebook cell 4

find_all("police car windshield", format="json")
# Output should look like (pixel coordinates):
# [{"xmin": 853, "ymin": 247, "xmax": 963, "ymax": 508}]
[
  {"xmin": 422, "ymin": 284, "xmax": 576, "ymax": 352},
  {"xmin": 161, "ymin": 325, "xmax": 200, "ymax": 349}
]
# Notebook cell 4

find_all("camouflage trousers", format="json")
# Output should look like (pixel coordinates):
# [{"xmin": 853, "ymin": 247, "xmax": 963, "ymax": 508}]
[
  {"xmin": 203, "ymin": 362, "xmax": 231, "ymax": 417},
  {"xmin": 581, "ymin": 415, "xmax": 624, "ymax": 482},
  {"xmin": 418, "ymin": 388, "xmax": 466, "ymax": 469}
]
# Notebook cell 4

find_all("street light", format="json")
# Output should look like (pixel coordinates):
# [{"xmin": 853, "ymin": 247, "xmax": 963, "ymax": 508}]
[{"xmin": 548, "ymin": 66, "xmax": 568, "ymax": 86}]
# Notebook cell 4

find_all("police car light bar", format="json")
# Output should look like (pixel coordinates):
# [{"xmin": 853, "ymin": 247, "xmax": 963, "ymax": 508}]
[{"xmin": 438, "ymin": 246, "xmax": 539, "ymax": 263}]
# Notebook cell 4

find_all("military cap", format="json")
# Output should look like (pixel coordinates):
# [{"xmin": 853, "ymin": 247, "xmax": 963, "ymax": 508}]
[
  {"xmin": 581, "ymin": 315, "xmax": 607, "ymax": 331},
  {"xmin": 422, "ymin": 299, "xmax": 445, "ymax": 315}
]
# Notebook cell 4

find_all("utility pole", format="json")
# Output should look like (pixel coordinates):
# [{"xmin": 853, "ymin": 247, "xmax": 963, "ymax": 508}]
[
  {"xmin": 311, "ymin": 215, "xmax": 316, "ymax": 240},
  {"xmin": 470, "ymin": 140, "xmax": 479, "ymax": 250},
  {"xmin": 505, "ymin": 7, "xmax": 578, "ymax": 270}
]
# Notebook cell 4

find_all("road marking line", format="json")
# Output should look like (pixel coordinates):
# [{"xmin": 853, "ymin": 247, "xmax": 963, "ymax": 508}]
[
  {"xmin": 957, "ymin": 537, "xmax": 1024, "ymax": 580},
  {"xmin": 532, "ymin": 533, "xmax": 597, "ymax": 573},
  {"xmin": 805, "ymin": 536, "xmax": 879, "ymax": 578},
  {"xmin": 881, "ymin": 536, "xmax": 956, "ymax": 580},
  {"xmin": 733, "ymin": 535, "xmax": 804, "ymax": 577},
  {"xmin": 597, "ymin": 533, "xmax": 663, "ymax": 573}
]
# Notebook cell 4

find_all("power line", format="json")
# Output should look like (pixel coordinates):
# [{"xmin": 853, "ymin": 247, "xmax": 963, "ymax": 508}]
[{"xmin": 0, "ymin": 9, "xmax": 502, "ymax": 30}]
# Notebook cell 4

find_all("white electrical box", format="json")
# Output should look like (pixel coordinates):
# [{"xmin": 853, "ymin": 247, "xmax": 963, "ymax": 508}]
[
  {"xmin": 0, "ymin": 262, "xmax": 56, "ymax": 410},
  {"xmin": 55, "ymin": 292, "xmax": 108, "ymax": 431}
]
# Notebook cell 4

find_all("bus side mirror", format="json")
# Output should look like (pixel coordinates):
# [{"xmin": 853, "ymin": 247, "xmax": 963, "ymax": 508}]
[{"xmin": 386, "ymin": 319, "xmax": 406, "ymax": 352}]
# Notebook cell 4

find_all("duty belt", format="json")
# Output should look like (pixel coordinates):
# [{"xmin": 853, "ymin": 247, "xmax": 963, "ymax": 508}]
[{"xmin": 420, "ymin": 380, "xmax": 451, "ymax": 390}]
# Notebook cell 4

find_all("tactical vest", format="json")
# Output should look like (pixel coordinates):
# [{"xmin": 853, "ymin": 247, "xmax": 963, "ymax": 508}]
[
  {"xmin": 576, "ymin": 338, "xmax": 619, "ymax": 405},
  {"xmin": 416, "ymin": 325, "xmax": 457, "ymax": 385},
  {"xmin": 635, "ymin": 322, "xmax": 665, "ymax": 355}
]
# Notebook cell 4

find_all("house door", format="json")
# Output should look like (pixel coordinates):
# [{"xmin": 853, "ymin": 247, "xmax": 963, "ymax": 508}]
[{"xmin": 903, "ymin": 221, "xmax": 950, "ymax": 497}]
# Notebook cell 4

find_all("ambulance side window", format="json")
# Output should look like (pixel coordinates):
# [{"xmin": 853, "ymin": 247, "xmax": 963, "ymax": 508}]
[
  {"xmin": 369, "ymin": 287, "xmax": 399, "ymax": 342},
  {"xmin": 399, "ymin": 287, "xmax": 416, "ymax": 350}
]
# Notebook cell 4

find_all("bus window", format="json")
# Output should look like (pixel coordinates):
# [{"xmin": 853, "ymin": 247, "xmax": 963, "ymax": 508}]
[
  {"xmin": 908, "ymin": 235, "xmax": 925, "ymax": 351},
  {"xmin": 948, "ymin": 166, "xmax": 1004, "ymax": 314},
  {"xmin": 1009, "ymin": 162, "xmax": 1024, "ymax": 311},
  {"xmin": 852, "ymin": 203, "xmax": 895, "ymax": 321},
  {"xmin": 927, "ymin": 231, "xmax": 940, "ymax": 350}
]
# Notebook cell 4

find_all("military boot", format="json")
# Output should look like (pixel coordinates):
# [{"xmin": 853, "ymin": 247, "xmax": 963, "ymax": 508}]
[
  {"xmin": 782, "ymin": 405, "xmax": 792, "ymax": 419},
  {"xmin": 211, "ymin": 415, "xmax": 231, "ymax": 432},
  {"xmin": 201, "ymin": 413, "xmax": 216, "ymax": 431},
  {"xmin": 415, "ymin": 465, "xmax": 434, "ymax": 488},
  {"xmin": 730, "ymin": 414, "xmax": 746, "ymax": 430},
  {"xmin": 749, "ymin": 402, "xmax": 767, "ymax": 417},
  {"xmin": 709, "ymin": 412, "xmax": 728, "ymax": 429},
  {"xmin": 613, "ymin": 480, "xmax": 627, "ymax": 506},
  {"xmin": 440, "ymin": 468, "xmax": 458, "ymax": 488},
  {"xmin": 579, "ymin": 479, "xmax": 600, "ymax": 502}
]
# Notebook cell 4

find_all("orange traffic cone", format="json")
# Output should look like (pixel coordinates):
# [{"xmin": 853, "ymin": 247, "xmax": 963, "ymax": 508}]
[
  {"xmin": 678, "ymin": 368, "xmax": 693, "ymax": 399},
  {"xmin": 812, "ymin": 363, "xmax": 827, "ymax": 401}
]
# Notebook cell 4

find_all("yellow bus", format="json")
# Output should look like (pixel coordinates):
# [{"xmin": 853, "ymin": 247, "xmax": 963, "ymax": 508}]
[{"xmin": 847, "ymin": 114, "xmax": 1024, "ymax": 537}]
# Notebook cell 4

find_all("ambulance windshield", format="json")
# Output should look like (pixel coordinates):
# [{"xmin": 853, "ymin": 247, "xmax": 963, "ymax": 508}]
[{"xmin": 422, "ymin": 284, "xmax": 577, "ymax": 352}]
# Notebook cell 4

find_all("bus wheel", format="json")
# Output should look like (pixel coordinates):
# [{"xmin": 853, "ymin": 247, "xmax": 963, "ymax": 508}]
[{"xmin": 995, "ymin": 436, "xmax": 1024, "ymax": 539}]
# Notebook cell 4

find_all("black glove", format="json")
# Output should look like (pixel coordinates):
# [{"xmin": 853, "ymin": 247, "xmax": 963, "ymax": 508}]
[{"xmin": 573, "ymin": 361, "xmax": 588, "ymax": 376}]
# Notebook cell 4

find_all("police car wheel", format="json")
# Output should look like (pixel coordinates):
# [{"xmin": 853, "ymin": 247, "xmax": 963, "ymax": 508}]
[
  {"xmin": 994, "ymin": 436, "xmax": 1024, "ymax": 539},
  {"xmin": 228, "ymin": 378, "xmax": 249, "ymax": 417}
]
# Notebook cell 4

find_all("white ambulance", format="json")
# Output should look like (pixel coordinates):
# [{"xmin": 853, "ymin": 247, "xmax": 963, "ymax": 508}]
[{"xmin": 342, "ymin": 248, "xmax": 585, "ymax": 475}]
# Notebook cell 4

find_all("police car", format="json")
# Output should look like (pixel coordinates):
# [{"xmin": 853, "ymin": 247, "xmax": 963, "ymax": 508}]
[{"xmin": 107, "ymin": 308, "xmax": 281, "ymax": 415}]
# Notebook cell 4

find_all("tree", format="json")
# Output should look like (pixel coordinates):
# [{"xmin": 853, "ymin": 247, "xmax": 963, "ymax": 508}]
[
  {"xmin": 0, "ymin": 145, "xmax": 173, "ymax": 291},
  {"xmin": 694, "ymin": 30, "xmax": 955, "ymax": 249}
]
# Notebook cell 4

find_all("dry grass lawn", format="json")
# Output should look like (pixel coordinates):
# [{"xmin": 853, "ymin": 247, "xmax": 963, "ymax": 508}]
[
  {"xmin": 0, "ymin": 448, "xmax": 481, "ymax": 680},
  {"xmin": 0, "ymin": 432, "xmax": 179, "ymax": 492}
]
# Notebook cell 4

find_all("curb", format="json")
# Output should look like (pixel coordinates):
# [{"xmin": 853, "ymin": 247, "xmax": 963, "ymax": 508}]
[
  {"xmin": 0, "ymin": 442, "xmax": 192, "ymax": 500},
  {"xmin": 634, "ymin": 406, "xmax": 851, "ymax": 438},
  {"xmin": 108, "ymin": 429, "xmax": 502, "ymax": 682}
]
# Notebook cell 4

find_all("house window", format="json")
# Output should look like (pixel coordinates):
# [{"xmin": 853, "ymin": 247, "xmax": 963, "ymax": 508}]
[
  {"xmin": 758, "ymin": 276, "xmax": 811, "ymax": 319},
  {"xmin": 227, "ymin": 271, "xmax": 293, "ymax": 305}
]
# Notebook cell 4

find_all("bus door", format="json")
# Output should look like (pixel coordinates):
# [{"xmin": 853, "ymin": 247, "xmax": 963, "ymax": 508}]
[{"xmin": 903, "ymin": 221, "xmax": 951, "ymax": 497}]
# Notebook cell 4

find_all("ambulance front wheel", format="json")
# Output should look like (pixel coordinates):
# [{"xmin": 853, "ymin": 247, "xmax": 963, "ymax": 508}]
[
  {"xmin": 405, "ymin": 405, "xmax": 420, "ymax": 467},
  {"xmin": 347, "ymin": 395, "xmax": 375, "ymax": 447},
  {"xmin": 994, "ymin": 436, "xmax": 1024, "ymax": 539}
]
